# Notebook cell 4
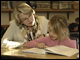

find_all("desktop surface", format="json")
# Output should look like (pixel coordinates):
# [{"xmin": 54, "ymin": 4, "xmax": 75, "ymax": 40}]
[{"xmin": 1, "ymin": 47, "xmax": 79, "ymax": 59}]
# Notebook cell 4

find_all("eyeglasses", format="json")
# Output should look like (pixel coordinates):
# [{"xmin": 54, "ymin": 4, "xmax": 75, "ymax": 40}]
[{"xmin": 21, "ymin": 14, "xmax": 33, "ymax": 22}]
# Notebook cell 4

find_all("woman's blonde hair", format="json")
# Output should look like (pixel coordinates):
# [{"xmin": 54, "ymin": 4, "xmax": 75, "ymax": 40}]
[
  {"xmin": 48, "ymin": 15, "xmax": 69, "ymax": 43},
  {"xmin": 13, "ymin": 3, "xmax": 35, "ymax": 26}
]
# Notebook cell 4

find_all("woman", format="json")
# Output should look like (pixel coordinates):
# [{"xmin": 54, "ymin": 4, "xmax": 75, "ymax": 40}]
[{"xmin": 1, "ymin": 3, "xmax": 48, "ymax": 48}]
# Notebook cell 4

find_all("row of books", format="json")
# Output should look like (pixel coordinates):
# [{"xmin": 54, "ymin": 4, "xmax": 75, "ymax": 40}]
[
  {"xmin": 1, "ymin": 1, "xmax": 51, "ymax": 9},
  {"xmin": 1, "ymin": 1, "xmax": 79, "ymax": 9},
  {"xmin": 1, "ymin": 1, "xmax": 26, "ymax": 9}
]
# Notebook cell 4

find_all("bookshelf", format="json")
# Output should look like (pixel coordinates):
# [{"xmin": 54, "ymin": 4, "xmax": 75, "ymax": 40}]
[
  {"xmin": 1, "ymin": 9, "xmax": 78, "ymax": 12},
  {"xmin": 1, "ymin": 9, "xmax": 13, "ymax": 11},
  {"xmin": 1, "ymin": 9, "xmax": 79, "ymax": 21}
]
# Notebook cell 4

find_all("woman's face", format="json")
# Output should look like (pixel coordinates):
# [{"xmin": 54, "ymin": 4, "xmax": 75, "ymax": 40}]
[
  {"xmin": 19, "ymin": 13, "xmax": 35, "ymax": 26},
  {"xmin": 48, "ymin": 26, "xmax": 58, "ymax": 40}
]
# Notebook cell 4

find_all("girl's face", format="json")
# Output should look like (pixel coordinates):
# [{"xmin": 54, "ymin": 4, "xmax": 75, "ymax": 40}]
[
  {"xmin": 48, "ymin": 27, "xmax": 58, "ymax": 40},
  {"xmin": 19, "ymin": 13, "xmax": 35, "ymax": 26}
]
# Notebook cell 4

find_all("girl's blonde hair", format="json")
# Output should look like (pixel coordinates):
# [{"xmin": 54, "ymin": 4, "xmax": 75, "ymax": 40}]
[
  {"xmin": 48, "ymin": 15, "xmax": 69, "ymax": 43},
  {"xmin": 13, "ymin": 3, "xmax": 35, "ymax": 26}
]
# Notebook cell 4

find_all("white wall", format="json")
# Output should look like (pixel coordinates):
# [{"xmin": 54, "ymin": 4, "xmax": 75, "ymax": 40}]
[{"xmin": 69, "ymin": 11, "xmax": 79, "ymax": 23}]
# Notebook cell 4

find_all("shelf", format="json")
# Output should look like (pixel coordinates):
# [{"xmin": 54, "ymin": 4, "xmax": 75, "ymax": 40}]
[
  {"xmin": 35, "ymin": 9, "xmax": 78, "ymax": 12},
  {"xmin": 1, "ymin": 9, "xmax": 79, "ymax": 21},
  {"xmin": 1, "ymin": 9, "xmax": 78, "ymax": 12},
  {"xmin": 1, "ymin": 9, "xmax": 13, "ymax": 12}
]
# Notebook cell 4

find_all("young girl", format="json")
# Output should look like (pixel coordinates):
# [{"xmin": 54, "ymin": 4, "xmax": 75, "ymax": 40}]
[{"xmin": 23, "ymin": 15, "xmax": 75, "ymax": 49}]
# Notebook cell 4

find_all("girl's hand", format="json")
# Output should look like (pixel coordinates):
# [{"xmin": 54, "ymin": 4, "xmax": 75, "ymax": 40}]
[
  {"xmin": 35, "ymin": 43, "xmax": 46, "ymax": 49},
  {"xmin": 22, "ymin": 42, "xmax": 28, "ymax": 47}
]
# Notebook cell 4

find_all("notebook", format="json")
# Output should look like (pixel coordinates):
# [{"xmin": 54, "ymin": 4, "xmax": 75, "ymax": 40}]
[{"xmin": 22, "ymin": 45, "xmax": 79, "ymax": 57}]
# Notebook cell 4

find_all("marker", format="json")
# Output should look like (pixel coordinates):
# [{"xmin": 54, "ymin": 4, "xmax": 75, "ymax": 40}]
[{"xmin": 77, "ymin": 54, "xmax": 79, "ymax": 59}]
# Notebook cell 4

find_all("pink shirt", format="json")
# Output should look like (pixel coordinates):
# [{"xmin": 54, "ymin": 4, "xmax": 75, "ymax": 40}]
[{"xmin": 26, "ymin": 36, "xmax": 75, "ymax": 48}]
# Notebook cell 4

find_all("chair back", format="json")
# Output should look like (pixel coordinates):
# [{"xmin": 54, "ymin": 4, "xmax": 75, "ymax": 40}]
[
  {"xmin": 70, "ymin": 32, "xmax": 79, "ymax": 39},
  {"xmin": 70, "ymin": 37, "xmax": 79, "ymax": 49}
]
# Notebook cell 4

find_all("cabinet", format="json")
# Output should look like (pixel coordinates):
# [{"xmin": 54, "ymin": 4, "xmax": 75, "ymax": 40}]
[{"xmin": 1, "ymin": 9, "xmax": 79, "ymax": 21}]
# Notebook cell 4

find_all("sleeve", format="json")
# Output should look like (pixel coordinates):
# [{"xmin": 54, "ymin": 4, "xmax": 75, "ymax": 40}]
[
  {"xmin": 1, "ymin": 21, "xmax": 24, "ymax": 48},
  {"xmin": 1, "ymin": 24, "xmax": 14, "ymax": 44},
  {"xmin": 64, "ymin": 39, "xmax": 76, "ymax": 49},
  {"xmin": 69, "ymin": 40, "xmax": 77, "ymax": 49},
  {"xmin": 26, "ymin": 37, "xmax": 47, "ymax": 48}
]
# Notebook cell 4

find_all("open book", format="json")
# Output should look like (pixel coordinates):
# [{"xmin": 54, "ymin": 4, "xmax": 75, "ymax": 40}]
[{"xmin": 22, "ymin": 45, "xmax": 79, "ymax": 57}]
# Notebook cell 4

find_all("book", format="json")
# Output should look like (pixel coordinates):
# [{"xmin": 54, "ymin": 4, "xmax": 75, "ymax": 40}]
[
  {"xmin": 11, "ymin": 1, "xmax": 26, "ymax": 9},
  {"xmin": 8, "ymin": 1, "xmax": 13, "ymax": 9},
  {"xmin": 1, "ymin": 1, "xmax": 8, "ymax": 9},
  {"xmin": 23, "ymin": 48, "xmax": 46, "ymax": 54},
  {"xmin": 22, "ymin": 45, "xmax": 79, "ymax": 57},
  {"xmin": 8, "ymin": 1, "xmax": 10, "ymax": 9}
]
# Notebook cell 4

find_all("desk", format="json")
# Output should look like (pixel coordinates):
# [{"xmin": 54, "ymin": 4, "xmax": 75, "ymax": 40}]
[{"xmin": 1, "ymin": 47, "xmax": 79, "ymax": 59}]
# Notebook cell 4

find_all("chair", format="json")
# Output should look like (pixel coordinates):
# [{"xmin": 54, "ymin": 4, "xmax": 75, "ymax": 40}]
[
  {"xmin": 1, "ymin": 25, "xmax": 9, "ymax": 38},
  {"xmin": 1, "ymin": 26, "xmax": 5, "ymax": 38},
  {"xmin": 70, "ymin": 37, "xmax": 79, "ymax": 49},
  {"xmin": 70, "ymin": 32, "xmax": 79, "ymax": 39},
  {"xmin": 69, "ymin": 32, "xmax": 79, "ymax": 49}
]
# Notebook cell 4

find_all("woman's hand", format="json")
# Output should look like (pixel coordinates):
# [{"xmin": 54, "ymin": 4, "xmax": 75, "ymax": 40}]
[{"xmin": 35, "ymin": 43, "xmax": 46, "ymax": 49}]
